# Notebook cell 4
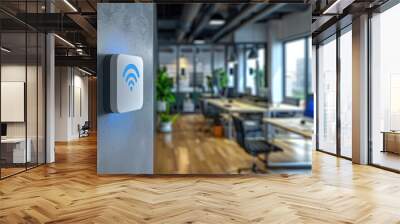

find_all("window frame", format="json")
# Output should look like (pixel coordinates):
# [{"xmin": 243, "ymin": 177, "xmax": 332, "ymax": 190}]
[{"xmin": 282, "ymin": 36, "xmax": 310, "ymax": 103}]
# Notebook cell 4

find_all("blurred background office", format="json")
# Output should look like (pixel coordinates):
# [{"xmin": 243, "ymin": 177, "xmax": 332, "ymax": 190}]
[{"xmin": 154, "ymin": 3, "xmax": 313, "ymax": 174}]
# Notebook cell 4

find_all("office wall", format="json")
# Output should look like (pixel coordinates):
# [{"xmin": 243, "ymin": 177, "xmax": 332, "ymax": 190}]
[
  {"xmin": 1, "ymin": 65, "xmax": 41, "ymax": 139},
  {"xmin": 97, "ymin": 3, "xmax": 155, "ymax": 174},
  {"xmin": 54, "ymin": 67, "xmax": 89, "ymax": 141}
]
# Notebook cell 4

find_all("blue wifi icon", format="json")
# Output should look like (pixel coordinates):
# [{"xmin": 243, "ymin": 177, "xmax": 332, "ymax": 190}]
[{"xmin": 122, "ymin": 63, "xmax": 141, "ymax": 91}]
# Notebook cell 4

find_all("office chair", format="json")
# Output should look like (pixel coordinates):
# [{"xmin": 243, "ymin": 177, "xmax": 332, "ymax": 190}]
[
  {"xmin": 79, "ymin": 121, "xmax": 90, "ymax": 138},
  {"xmin": 240, "ymin": 113, "xmax": 264, "ymax": 138},
  {"xmin": 199, "ymin": 100, "xmax": 220, "ymax": 132},
  {"xmin": 233, "ymin": 115, "xmax": 282, "ymax": 173},
  {"xmin": 282, "ymin": 98, "xmax": 300, "ymax": 106}
]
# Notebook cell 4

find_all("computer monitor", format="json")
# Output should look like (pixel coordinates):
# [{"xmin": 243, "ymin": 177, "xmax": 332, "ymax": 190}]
[
  {"xmin": 1, "ymin": 123, "xmax": 7, "ymax": 137},
  {"xmin": 304, "ymin": 94, "xmax": 314, "ymax": 119}
]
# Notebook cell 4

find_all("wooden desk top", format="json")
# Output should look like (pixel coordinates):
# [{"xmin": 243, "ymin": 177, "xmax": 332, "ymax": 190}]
[
  {"xmin": 206, "ymin": 98, "xmax": 267, "ymax": 113},
  {"xmin": 205, "ymin": 98, "xmax": 303, "ymax": 114},
  {"xmin": 263, "ymin": 118, "xmax": 314, "ymax": 139},
  {"xmin": 267, "ymin": 103, "xmax": 303, "ymax": 113}
]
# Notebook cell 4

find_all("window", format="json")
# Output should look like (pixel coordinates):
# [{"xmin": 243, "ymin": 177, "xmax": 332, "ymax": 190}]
[
  {"xmin": 339, "ymin": 28, "xmax": 352, "ymax": 158},
  {"xmin": 370, "ymin": 3, "xmax": 400, "ymax": 171},
  {"xmin": 317, "ymin": 36, "xmax": 337, "ymax": 155},
  {"xmin": 245, "ymin": 48, "xmax": 257, "ymax": 96},
  {"xmin": 284, "ymin": 38, "xmax": 306, "ymax": 100}
]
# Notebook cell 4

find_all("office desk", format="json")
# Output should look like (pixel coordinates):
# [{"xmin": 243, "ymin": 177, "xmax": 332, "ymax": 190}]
[
  {"xmin": 263, "ymin": 118, "xmax": 313, "ymax": 169},
  {"xmin": 1, "ymin": 138, "xmax": 31, "ymax": 164},
  {"xmin": 266, "ymin": 104, "xmax": 303, "ymax": 116},
  {"xmin": 263, "ymin": 118, "xmax": 313, "ymax": 139},
  {"xmin": 206, "ymin": 98, "xmax": 267, "ymax": 114},
  {"xmin": 206, "ymin": 99, "xmax": 267, "ymax": 138}
]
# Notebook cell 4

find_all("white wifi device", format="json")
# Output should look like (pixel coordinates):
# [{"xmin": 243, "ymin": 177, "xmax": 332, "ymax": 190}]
[{"xmin": 109, "ymin": 54, "xmax": 144, "ymax": 113}]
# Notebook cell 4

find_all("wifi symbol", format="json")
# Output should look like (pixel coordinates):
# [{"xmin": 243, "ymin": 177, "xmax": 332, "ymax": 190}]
[{"xmin": 122, "ymin": 63, "xmax": 141, "ymax": 91}]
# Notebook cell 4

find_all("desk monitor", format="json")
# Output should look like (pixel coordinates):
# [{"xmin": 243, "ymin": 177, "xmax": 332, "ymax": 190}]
[
  {"xmin": 1, "ymin": 123, "xmax": 7, "ymax": 137},
  {"xmin": 304, "ymin": 94, "xmax": 314, "ymax": 119}
]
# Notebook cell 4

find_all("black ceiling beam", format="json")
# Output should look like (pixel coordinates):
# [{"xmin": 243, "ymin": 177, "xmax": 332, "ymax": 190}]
[
  {"xmin": 15, "ymin": 13, "xmax": 82, "ymax": 32},
  {"xmin": 55, "ymin": 55, "xmax": 96, "ymax": 69}
]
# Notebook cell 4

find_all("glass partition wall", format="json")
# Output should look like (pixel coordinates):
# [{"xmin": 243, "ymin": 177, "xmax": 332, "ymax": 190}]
[
  {"xmin": 0, "ymin": 3, "xmax": 46, "ymax": 179},
  {"xmin": 316, "ymin": 25, "xmax": 352, "ymax": 159},
  {"xmin": 158, "ymin": 43, "xmax": 267, "ymax": 113},
  {"xmin": 370, "ymin": 3, "xmax": 400, "ymax": 171}
]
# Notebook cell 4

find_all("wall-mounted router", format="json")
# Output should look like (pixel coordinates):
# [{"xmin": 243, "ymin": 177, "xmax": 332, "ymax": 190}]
[{"xmin": 108, "ymin": 54, "xmax": 144, "ymax": 113}]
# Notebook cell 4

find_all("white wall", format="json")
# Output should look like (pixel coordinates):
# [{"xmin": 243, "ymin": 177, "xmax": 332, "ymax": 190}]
[{"xmin": 55, "ymin": 67, "xmax": 89, "ymax": 141}]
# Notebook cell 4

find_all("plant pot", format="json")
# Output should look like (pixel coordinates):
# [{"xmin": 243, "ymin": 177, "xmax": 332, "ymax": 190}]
[
  {"xmin": 157, "ymin": 101, "xmax": 167, "ymax": 112},
  {"xmin": 159, "ymin": 121, "xmax": 173, "ymax": 133},
  {"xmin": 213, "ymin": 125, "xmax": 223, "ymax": 138}
]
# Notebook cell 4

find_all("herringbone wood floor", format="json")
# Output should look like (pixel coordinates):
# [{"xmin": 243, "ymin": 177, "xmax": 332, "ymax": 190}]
[{"xmin": 1, "ymin": 118, "xmax": 400, "ymax": 223}]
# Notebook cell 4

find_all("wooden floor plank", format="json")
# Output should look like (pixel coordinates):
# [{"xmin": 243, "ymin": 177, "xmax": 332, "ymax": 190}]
[{"xmin": 0, "ymin": 115, "xmax": 400, "ymax": 223}]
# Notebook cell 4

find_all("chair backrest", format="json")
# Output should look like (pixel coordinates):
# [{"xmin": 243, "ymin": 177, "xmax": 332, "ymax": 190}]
[
  {"xmin": 283, "ymin": 98, "xmax": 300, "ymax": 106},
  {"xmin": 232, "ymin": 115, "xmax": 245, "ymax": 148}
]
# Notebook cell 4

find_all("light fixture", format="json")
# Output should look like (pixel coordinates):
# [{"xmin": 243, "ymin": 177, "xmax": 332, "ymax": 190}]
[
  {"xmin": 1, "ymin": 47, "xmax": 11, "ymax": 53},
  {"xmin": 78, "ymin": 67, "xmax": 92, "ymax": 76},
  {"xmin": 322, "ymin": 0, "xmax": 347, "ymax": 15},
  {"xmin": 209, "ymin": 13, "xmax": 225, "ymax": 26},
  {"xmin": 54, "ymin": 34, "xmax": 75, "ymax": 48},
  {"xmin": 248, "ymin": 48, "xmax": 258, "ymax": 59},
  {"xmin": 63, "ymin": 0, "xmax": 78, "ymax": 12},
  {"xmin": 194, "ymin": 39, "xmax": 205, "ymax": 45}
]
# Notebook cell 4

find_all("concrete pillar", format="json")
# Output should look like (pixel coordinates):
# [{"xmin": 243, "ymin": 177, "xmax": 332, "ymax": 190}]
[
  {"xmin": 46, "ymin": 32, "xmax": 55, "ymax": 163},
  {"xmin": 97, "ymin": 3, "xmax": 155, "ymax": 174}
]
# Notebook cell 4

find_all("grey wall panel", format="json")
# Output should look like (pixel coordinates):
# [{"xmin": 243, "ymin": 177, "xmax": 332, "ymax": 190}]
[{"xmin": 97, "ymin": 3, "xmax": 155, "ymax": 174}]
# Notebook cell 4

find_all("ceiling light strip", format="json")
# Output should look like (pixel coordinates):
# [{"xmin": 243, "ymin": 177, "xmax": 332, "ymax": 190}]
[
  {"xmin": 78, "ymin": 67, "xmax": 93, "ymax": 76},
  {"xmin": 54, "ymin": 34, "xmax": 75, "ymax": 48},
  {"xmin": 1, "ymin": 47, "xmax": 11, "ymax": 53},
  {"xmin": 63, "ymin": 0, "xmax": 78, "ymax": 12}
]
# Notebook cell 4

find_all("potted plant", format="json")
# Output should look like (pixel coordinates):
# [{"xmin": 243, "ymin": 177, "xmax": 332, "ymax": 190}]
[
  {"xmin": 158, "ymin": 113, "xmax": 179, "ymax": 133},
  {"xmin": 156, "ymin": 67, "xmax": 175, "ymax": 112},
  {"xmin": 156, "ymin": 67, "xmax": 178, "ymax": 132},
  {"xmin": 214, "ymin": 68, "xmax": 228, "ymax": 96}
]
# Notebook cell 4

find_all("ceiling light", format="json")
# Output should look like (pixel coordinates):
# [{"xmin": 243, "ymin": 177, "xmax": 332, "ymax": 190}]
[
  {"xmin": 78, "ymin": 67, "xmax": 92, "ymax": 76},
  {"xmin": 76, "ymin": 48, "xmax": 83, "ymax": 52},
  {"xmin": 63, "ymin": 0, "xmax": 78, "ymax": 12},
  {"xmin": 1, "ymin": 47, "xmax": 11, "ymax": 53},
  {"xmin": 209, "ymin": 14, "xmax": 225, "ymax": 26},
  {"xmin": 194, "ymin": 39, "xmax": 205, "ymax": 45},
  {"xmin": 54, "ymin": 34, "xmax": 75, "ymax": 48}
]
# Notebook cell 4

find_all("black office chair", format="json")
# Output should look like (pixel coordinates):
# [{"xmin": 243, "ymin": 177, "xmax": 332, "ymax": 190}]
[
  {"xmin": 233, "ymin": 115, "xmax": 282, "ymax": 173},
  {"xmin": 240, "ymin": 113, "xmax": 264, "ymax": 138},
  {"xmin": 79, "ymin": 121, "xmax": 90, "ymax": 138},
  {"xmin": 199, "ymin": 100, "xmax": 221, "ymax": 132},
  {"xmin": 283, "ymin": 98, "xmax": 300, "ymax": 106}
]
